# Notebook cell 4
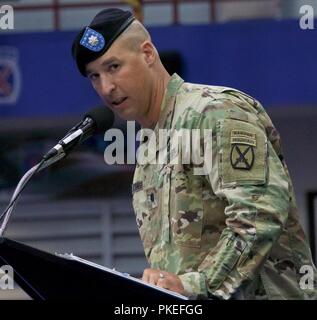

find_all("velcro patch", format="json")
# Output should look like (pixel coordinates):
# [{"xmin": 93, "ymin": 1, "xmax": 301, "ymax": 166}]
[{"xmin": 217, "ymin": 119, "xmax": 267, "ymax": 185}]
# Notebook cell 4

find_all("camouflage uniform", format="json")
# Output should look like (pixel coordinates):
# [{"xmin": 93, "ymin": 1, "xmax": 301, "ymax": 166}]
[{"xmin": 132, "ymin": 73, "xmax": 317, "ymax": 300}]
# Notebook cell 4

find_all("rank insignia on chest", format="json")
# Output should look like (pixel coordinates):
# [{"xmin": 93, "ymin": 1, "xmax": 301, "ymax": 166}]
[{"xmin": 230, "ymin": 130, "xmax": 256, "ymax": 170}]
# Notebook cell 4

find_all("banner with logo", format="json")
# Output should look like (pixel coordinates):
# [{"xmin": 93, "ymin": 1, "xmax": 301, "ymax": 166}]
[{"xmin": 0, "ymin": 46, "xmax": 21, "ymax": 105}]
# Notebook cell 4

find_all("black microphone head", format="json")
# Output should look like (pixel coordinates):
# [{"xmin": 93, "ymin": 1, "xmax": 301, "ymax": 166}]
[{"xmin": 84, "ymin": 106, "xmax": 114, "ymax": 134}]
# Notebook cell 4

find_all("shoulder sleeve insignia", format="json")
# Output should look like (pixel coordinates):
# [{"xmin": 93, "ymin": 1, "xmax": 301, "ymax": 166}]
[
  {"xmin": 230, "ymin": 130, "xmax": 256, "ymax": 170},
  {"xmin": 230, "ymin": 144, "xmax": 254, "ymax": 170},
  {"xmin": 217, "ymin": 119, "xmax": 267, "ymax": 185}
]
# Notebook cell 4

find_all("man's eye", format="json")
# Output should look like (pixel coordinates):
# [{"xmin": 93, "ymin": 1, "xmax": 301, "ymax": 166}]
[
  {"xmin": 88, "ymin": 74, "xmax": 99, "ymax": 81},
  {"xmin": 109, "ymin": 64, "xmax": 119, "ymax": 72}
]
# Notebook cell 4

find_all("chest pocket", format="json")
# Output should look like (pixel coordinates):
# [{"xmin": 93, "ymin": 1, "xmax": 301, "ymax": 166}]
[{"xmin": 170, "ymin": 164, "xmax": 204, "ymax": 248}]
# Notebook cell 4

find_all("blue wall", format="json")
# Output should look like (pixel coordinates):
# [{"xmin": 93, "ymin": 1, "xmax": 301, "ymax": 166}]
[{"xmin": 0, "ymin": 19, "xmax": 316, "ymax": 118}]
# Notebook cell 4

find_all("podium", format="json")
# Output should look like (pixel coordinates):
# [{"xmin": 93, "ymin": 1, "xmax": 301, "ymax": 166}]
[{"xmin": 0, "ymin": 237, "xmax": 188, "ymax": 300}]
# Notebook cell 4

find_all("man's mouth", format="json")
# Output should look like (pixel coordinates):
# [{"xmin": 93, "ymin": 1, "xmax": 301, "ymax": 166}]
[{"xmin": 112, "ymin": 97, "xmax": 127, "ymax": 107}]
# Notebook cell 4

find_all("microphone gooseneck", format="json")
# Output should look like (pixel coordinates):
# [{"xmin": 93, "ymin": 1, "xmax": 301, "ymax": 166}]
[{"xmin": 0, "ymin": 106, "xmax": 114, "ymax": 236}]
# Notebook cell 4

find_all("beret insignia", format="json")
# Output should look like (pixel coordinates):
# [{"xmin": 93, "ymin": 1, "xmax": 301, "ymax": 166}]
[{"xmin": 80, "ymin": 27, "xmax": 105, "ymax": 52}]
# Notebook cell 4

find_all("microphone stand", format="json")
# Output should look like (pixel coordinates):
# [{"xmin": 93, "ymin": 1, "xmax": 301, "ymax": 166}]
[
  {"xmin": 0, "ymin": 130, "xmax": 82, "ymax": 237},
  {"xmin": 0, "ymin": 161, "xmax": 44, "ymax": 236}
]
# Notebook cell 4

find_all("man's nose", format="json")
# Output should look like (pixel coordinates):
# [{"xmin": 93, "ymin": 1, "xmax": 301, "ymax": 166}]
[{"xmin": 100, "ymin": 76, "xmax": 115, "ymax": 96}]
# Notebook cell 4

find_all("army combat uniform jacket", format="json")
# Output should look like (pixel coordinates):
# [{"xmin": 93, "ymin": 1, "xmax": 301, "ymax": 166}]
[{"xmin": 132, "ymin": 74, "xmax": 317, "ymax": 299}]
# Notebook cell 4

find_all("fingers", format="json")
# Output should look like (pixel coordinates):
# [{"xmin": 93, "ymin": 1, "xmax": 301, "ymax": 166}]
[
  {"xmin": 157, "ymin": 276, "xmax": 169, "ymax": 289},
  {"xmin": 142, "ymin": 268, "xmax": 166, "ymax": 286},
  {"xmin": 142, "ymin": 268, "xmax": 185, "ymax": 294},
  {"xmin": 149, "ymin": 272, "xmax": 158, "ymax": 285},
  {"xmin": 141, "ymin": 268, "xmax": 149, "ymax": 282}
]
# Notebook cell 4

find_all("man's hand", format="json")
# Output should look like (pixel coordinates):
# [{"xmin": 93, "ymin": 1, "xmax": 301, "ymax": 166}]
[{"xmin": 142, "ymin": 268, "xmax": 185, "ymax": 295}]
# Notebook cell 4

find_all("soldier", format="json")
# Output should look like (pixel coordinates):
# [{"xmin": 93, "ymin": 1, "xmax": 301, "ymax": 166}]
[{"xmin": 72, "ymin": 8, "xmax": 317, "ymax": 299}]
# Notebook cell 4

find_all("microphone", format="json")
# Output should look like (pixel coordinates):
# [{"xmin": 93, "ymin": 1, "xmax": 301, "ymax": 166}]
[
  {"xmin": 43, "ymin": 106, "xmax": 114, "ymax": 162},
  {"xmin": 0, "ymin": 106, "xmax": 114, "ymax": 236}
]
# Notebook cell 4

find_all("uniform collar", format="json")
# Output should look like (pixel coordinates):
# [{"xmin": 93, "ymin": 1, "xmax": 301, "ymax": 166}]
[
  {"xmin": 139, "ymin": 73, "xmax": 184, "ymax": 166},
  {"xmin": 157, "ymin": 73, "xmax": 184, "ymax": 130}
]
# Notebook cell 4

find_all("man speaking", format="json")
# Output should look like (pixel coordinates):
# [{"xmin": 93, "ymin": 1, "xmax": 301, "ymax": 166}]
[{"xmin": 71, "ymin": 8, "xmax": 317, "ymax": 300}]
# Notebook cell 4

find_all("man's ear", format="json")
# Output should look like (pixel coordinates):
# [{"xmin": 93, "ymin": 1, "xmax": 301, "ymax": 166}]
[{"xmin": 141, "ymin": 41, "xmax": 156, "ymax": 66}]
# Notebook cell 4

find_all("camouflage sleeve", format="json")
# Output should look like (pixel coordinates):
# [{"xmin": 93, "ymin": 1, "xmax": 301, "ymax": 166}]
[{"xmin": 180, "ymin": 106, "xmax": 290, "ymax": 300}]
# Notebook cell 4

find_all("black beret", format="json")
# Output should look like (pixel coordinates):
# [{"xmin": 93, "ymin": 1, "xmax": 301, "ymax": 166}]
[{"xmin": 72, "ymin": 8, "xmax": 135, "ymax": 76}]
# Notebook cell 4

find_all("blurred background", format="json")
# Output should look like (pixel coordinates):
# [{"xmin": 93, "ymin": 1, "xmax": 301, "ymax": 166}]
[{"xmin": 0, "ymin": 0, "xmax": 317, "ymax": 299}]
